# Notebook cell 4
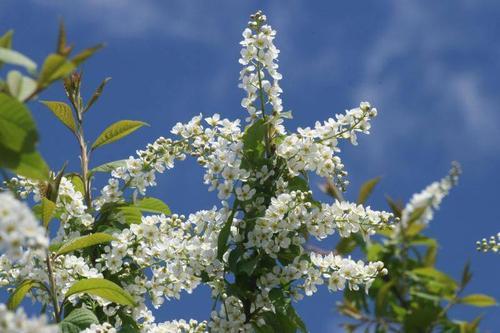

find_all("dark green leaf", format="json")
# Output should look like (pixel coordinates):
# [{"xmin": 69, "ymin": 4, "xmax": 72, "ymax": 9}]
[{"xmin": 60, "ymin": 307, "xmax": 99, "ymax": 333}]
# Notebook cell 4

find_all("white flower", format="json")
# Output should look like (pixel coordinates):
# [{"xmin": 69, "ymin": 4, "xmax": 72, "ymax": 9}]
[{"xmin": 0, "ymin": 192, "xmax": 47, "ymax": 261}]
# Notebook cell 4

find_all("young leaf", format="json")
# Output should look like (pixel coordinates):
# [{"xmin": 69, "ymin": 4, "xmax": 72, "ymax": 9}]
[
  {"xmin": 38, "ymin": 54, "xmax": 75, "ymax": 87},
  {"xmin": 6, "ymin": 70, "xmax": 37, "ymax": 102},
  {"xmin": 60, "ymin": 307, "xmax": 99, "ymax": 333},
  {"xmin": 0, "ymin": 47, "xmax": 37, "ymax": 74},
  {"xmin": 458, "ymin": 294, "xmax": 497, "ymax": 307},
  {"xmin": 71, "ymin": 43, "xmax": 104, "ymax": 66},
  {"xmin": 56, "ymin": 20, "xmax": 72, "ymax": 56},
  {"xmin": 217, "ymin": 202, "xmax": 238, "ymax": 260},
  {"xmin": 411, "ymin": 267, "xmax": 457, "ymax": 289},
  {"xmin": 0, "ymin": 30, "xmax": 13, "ymax": 49},
  {"xmin": 357, "ymin": 177, "xmax": 381, "ymax": 205},
  {"xmin": 7, "ymin": 280, "xmax": 39, "ymax": 310},
  {"xmin": 118, "ymin": 206, "xmax": 143, "ymax": 224},
  {"xmin": 40, "ymin": 101, "xmax": 77, "ymax": 134},
  {"xmin": 41, "ymin": 197, "xmax": 56, "ymax": 228},
  {"xmin": 91, "ymin": 120, "xmax": 148, "ymax": 150},
  {"xmin": 134, "ymin": 197, "xmax": 171, "ymax": 215},
  {"xmin": 55, "ymin": 233, "xmax": 115, "ymax": 256},
  {"xmin": 65, "ymin": 278, "xmax": 136, "ymax": 306},
  {"xmin": 84, "ymin": 77, "xmax": 111, "ymax": 113}
]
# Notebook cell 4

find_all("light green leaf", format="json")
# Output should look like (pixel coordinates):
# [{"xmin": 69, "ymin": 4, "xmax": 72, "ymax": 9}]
[
  {"xmin": 68, "ymin": 174, "xmax": 85, "ymax": 195},
  {"xmin": 56, "ymin": 233, "xmax": 114, "ymax": 256},
  {"xmin": 91, "ymin": 120, "xmax": 148, "ymax": 150},
  {"xmin": 459, "ymin": 294, "xmax": 497, "ymax": 307},
  {"xmin": 60, "ymin": 307, "xmax": 99, "ymax": 333},
  {"xmin": 41, "ymin": 197, "xmax": 56, "ymax": 228},
  {"xmin": 357, "ymin": 177, "xmax": 381, "ymax": 205},
  {"xmin": 7, "ymin": 280, "xmax": 39, "ymax": 310},
  {"xmin": 0, "ymin": 146, "xmax": 49, "ymax": 180},
  {"xmin": 117, "ymin": 206, "xmax": 143, "ymax": 224},
  {"xmin": 7, "ymin": 70, "xmax": 37, "ymax": 102},
  {"xmin": 65, "ymin": 278, "xmax": 136, "ymax": 306},
  {"xmin": 0, "ymin": 93, "xmax": 38, "ymax": 152},
  {"xmin": 0, "ymin": 30, "xmax": 13, "ymax": 49},
  {"xmin": 41, "ymin": 101, "xmax": 76, "ymax": 133},
  {"xmin": 71, "ymin": 44, "xmax": 104, "ymax": 66},
  {"xmin": 411, "ymin": 267, "xmax": 457, "ymax": 289},
  {"xmin": 90, "ymin": 159, "xmax": 128, "ymax": 174},
  {"xmin": 38, "ymin": 54, "xmax": 75, "ymax": 86},
  {"xmin": 0, "ymin": 47, "xmax": 37, "ymax": 73},
  {"xmin": 134, "ymin": 197, "xmax": 171, "ymax": 215}
]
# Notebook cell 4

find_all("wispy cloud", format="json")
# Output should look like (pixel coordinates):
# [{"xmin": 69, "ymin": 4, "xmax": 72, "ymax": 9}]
[{"xmin": 353, "ymin": 0, "xmax": 500, "ymax": 166}]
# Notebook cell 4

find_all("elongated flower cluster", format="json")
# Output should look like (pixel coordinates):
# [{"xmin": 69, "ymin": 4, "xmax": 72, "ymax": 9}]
[
  {"xmin": 0, "ymin": 192, "xmax": 48, "ymax": 261},
  {"xmin": 401, "ymin": 162, "xmax": 461, "ymax": 227},
  {"xmin": 476, "ymin": 233, "xmax": 500, "ymax": 253},
  {"xmin": 144, "ymin": 319, "xmax": 207, "ymax": 333},
  {"xmin": 0, "ymin": 304, "xmax": 58, "ymax": 333},
  {"xmin": 239, "ymin": 10, "xmax": 284, "ymax": 127}
]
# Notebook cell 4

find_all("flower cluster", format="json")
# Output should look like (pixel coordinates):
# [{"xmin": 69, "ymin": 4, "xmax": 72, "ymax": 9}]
[
  {"xmin": 0, "ymin": 192, "xmax": 48, "ymax": 261},
  {"xmin": 476, "ymin": 233, "xmax": 500, "ymax": 253},
  {"xmin": 144, "ymin": 319, "xmax": 207, "ymax": 333},
  {"xmin": 400, "ymin": 162, "xmax": 461, "ymax": 227},
  {"xmin": 276, "ymin": 102, "xmax": 377, "ymax": 190},
  {"xmin": 0, "ymin": 304, "xmax": 58, "ymax": 333},
  {"xmin": 239, "ymin": 10, "xmax": 284, "ymax": 126}
]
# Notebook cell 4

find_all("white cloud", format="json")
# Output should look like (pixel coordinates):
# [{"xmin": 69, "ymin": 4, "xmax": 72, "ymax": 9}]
[{"xmin": 353, "ymin": 0, "xmax": 500, "ymax": 166}]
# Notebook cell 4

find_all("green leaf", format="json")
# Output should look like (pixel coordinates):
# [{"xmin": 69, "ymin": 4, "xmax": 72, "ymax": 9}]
[
  {"xmin": 134, "ymin": 197, "xmax": 171, "ymax": 215},
  {"xmin": 459, "ymin": 294, "xmax": 497, "ymax": 307},
  {"xmin": 60, "ymin": 307, "xmax": 99, "ymax": 333},
  {"xmin": 0, "ymin": 145, "xmax": 49, "ymax": 180},
  {"xmin": 91, "ymin": 120, "xmax": 148, "ymax": 150},
  {"xmin": 41, "ymin": 197, "xmax": 56, "ymax": 228},
  {"xmin": 118, "ymin": 206, "xmax": 143, "ymax": 224},
  {"xmin": 56, "ymin": 233, "xmax": 115, "ymax": 256},
  {"xmin": 385, "ymin": 195, "xmax": 403, "ymax": 219},
  {"xmin": 38, "ymin": 54, "xmax": 75, "ymax": 87},
  {"xmin": 241, "ymin": 119, "xmax": 267, "ymax": 169},
  {"xmin": 6, "ymin": 70, "xmax": 37, "ymax": 102},
  {"xmin": 411, "ymin": 267, "xmax": 457, "ymax": 289},
  {"xmin": 65, "ymin": 278, "xmax": 136, "ymax": 306},
  {"xmin": 335, "ymin": 235, "xmax": 359, "ymax": 255},
  {"xmin": 71, "ymin": 44, "xmax": 104, "ymax": 66},
  {"xmin": 288, "ymin": 176, "xmax": 309, "ymax": 192},
  {"xmin": 0, "ymin": 47, "xmax": 37, "ymax": 73},
  {"xmin": 407, "ymin": 205, "xmax": 428, "ymax": 225},
  {"xmin": 41, "ymin": 101, "xmax": 76, "ymax": 133},
  {"xmin": 217, "ymin": 202, "xmax": 238, "ymax": 260},
  {"xmin": 90, "ymin": 159, "xmax": 128, "ymax": 174},
  {"xmin": 68, "ymin": 174, "xmax": 85, "ymax": 195},
  {"xmin": 85, "ymin": 77, "xmax": 111, "ymax": 112},
  {"xmin": 357, "ymin": 177, "xmax": 381, "ymax": 205},
  {"xmin": 375, "ymin": 280, "xmax": 394, "ymax": 316},
  {"xmin": 0, "ymin": 30, "xmax": 13, "ymax": 49},
  {"xmin": 7, "ymin": 280, "xmax": 39, "ymax": 310},
  {"xmin": 0, "ymin": 93, "xmax": 38, "ymax": 152}
]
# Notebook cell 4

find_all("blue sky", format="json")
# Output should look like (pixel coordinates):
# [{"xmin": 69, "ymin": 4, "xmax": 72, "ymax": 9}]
[{"xmin": 1, "ymin": 0, "xmax": 500, "ymax": 331}]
